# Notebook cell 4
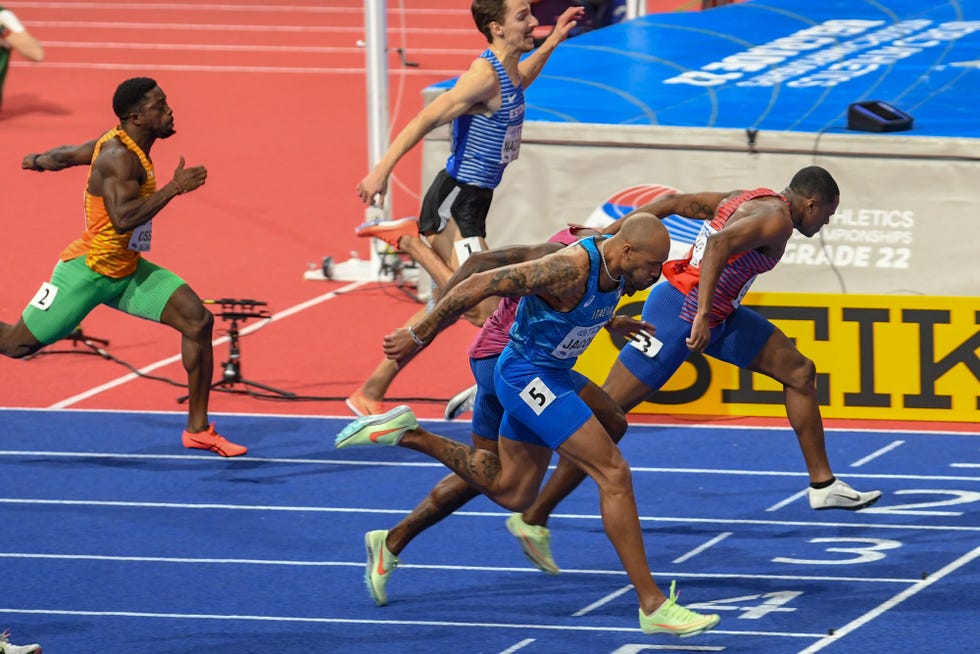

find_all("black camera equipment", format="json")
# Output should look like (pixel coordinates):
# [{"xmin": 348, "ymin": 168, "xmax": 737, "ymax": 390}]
[{"xmin": 177, "ymin": 298, "xmax": 296, "ymax": 402}]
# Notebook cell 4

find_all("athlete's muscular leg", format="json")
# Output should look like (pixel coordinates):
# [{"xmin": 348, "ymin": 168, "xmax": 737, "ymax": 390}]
[
  {"xmin": 427, "ymin": 221, "xmax": 497, "ymax": 326},
  {"xmin": 397, "ymin": 235, "xmax": 456, "ymax": 289},
  {"xmin": 359, "ymin": 304, "xmax": 430, "ymax": 403},
  {"xmin": 0, "ymin": 319, "xmax": 44, "ymax": 359},
  {"xmin": 359, "ymin": 225, "xmax": 486, "ymax": 405},
  {"xmin": 398, "ymin": 427, "xmax": 552, "ymax": 512},
  {"xmin": 521, "ymin": 379, "xmax": 631, "ymax": 527},
  {"xmin": 159, "ymin": 285, "xmax": 214, "ymax": 433},
  {"xmin": 556, "ymin": 415, "xmax": 667, "ymax": 615},
  {"xmin": 749, "ymin": 328, "xmax": 833, "ymax": 484},
  {"xmin": 385, "ymin": 434, "xmax": 498, "ymax": 556}
]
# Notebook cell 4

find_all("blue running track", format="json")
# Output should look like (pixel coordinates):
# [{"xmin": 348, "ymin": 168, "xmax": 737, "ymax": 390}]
[{"xmin": 0, "ymin": 408, "xmax": 977, "ymax": 653}]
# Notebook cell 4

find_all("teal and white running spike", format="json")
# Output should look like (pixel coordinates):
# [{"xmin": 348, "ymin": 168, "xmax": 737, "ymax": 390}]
[{"xmin": 335, "ymin": 404, "xmax": 418, "ymax": 448}]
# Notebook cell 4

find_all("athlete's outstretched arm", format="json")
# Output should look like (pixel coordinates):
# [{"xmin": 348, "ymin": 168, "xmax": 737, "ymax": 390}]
[
  {"xmin": 22, "ymin": 140, "xmax": 98, "ymax": 172},
  {"xmin": 1, "ymin": 9, "xmax": 44, "ymax": 61},
  {"xmin": 519, "ymin": 6, "xmax": 584, "ymax": 88},
  {"xmin": 601, "ymin": 191, "xmax": 732, "ymax": 235},
  {"xmin": 356, "ymin": 58, "xmax": 499, "ymax": 207},
  {"xmin": 384, "ymin": 248, "xmax": 585, "ymax": 365},
  {"xmin": 437, "ymin": 242, "xmax": 563, "ymax": 300}
]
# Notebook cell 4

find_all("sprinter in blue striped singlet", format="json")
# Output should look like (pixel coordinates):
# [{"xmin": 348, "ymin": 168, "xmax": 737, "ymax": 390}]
[
  {"xmin": 348, "ymin": 1, "xmax": 586, "ymax": 417},
  {"xmin": 336, "ymin": 214, "xmax": 722, "ymax": 638}
]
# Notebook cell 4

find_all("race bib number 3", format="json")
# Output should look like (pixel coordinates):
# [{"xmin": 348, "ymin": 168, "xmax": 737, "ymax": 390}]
[
  {"xmin": 629, "ymin": 329, "xmax": 663, "ymax": 358},
  {"xmin": 29, "ymin": 281, "xmax": 58, "ymax": 311},
  {"xmin": 520, "ymin": 376, "xmax": 556, "ymax": 416}
]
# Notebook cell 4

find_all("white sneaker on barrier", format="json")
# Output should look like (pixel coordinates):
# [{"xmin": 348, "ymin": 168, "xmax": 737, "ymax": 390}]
[
  {"xmin": 0, "ymin": 630, "xmax": 41, "ymax": 654},
  {"xmin": 444, "ymin": 384, "xmax": 477, "ymax": 421}
]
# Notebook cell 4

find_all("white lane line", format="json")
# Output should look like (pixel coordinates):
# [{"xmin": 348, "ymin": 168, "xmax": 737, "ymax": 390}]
[
  {"xmin": 498, "ymin": 639, "xmax": 536, "ymax": 654},
  {"xmin": 673, "ymin": 532, "xmax": 733, "ymax": 564},
  {"xmin": 0, "ymin": 450, "xmax": 444, "ymax": 466},
  {"xmin": 42, "ymin": 41, "xmax": 473, "ymax": 55},
  {"xmin": 0, "ymin": 552, "xmax": 926, "ymax": 584},
  {"xmin": 766, "ymin": 489, "xmax": 808, "ymax": 512},
  {"xmin": 15, "ymin": 61, "xmax": 463, "ymax": 76},
  {"xmin": 2, "ymin": 498, "xmax": 977, "ymax": 534},
  {"xmin": 850, "ymin": 440, "xmax": 905, "ymax": 467},
  {"xmin": 28, "ymin": 20, "xmax": 475, "ymax": 35},
  {"xmin": 0, "ymin": 607, "xmax": 826, "ymax": 637},
  {"xmin": 796, "ymin": 546, "xmax": 980, "ymax": 654},
  {"xmin": 48, "ymin": 281, "xmax": 366, "ymax": 409},
  {"xmin": 12, "ymin": 3, "xmax": 469, "ymax": 15},
  {"xmin": 572, "ymin": 584, "xmax": 634, "ymax": 617},
  {"xmin": 2, "ymin": 450, "xmax": 977, "ymax": 484}
]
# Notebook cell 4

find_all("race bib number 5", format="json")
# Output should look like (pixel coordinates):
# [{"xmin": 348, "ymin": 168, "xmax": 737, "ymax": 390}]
[{"xmin": 520, "ymin": 377, "xmax": 556, "ymax": 416}]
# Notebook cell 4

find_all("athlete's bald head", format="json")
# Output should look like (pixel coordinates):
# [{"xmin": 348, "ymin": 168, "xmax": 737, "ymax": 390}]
[{"xmin": 606, "ymin": 213, "xmax": 669, "ymax": 295}]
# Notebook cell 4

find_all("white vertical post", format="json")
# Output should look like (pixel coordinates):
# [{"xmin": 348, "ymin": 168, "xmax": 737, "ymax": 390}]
[
  {"xmin": 364, "ymin": 0, "xmax": 390, "ymax": 186},
  {"xmin": 363, "ymin": 0, "xmax": 389, "ymax": 275},
  {"xmin": 626, "ymin": 0, "xmax": 647, "ymax": 20}
]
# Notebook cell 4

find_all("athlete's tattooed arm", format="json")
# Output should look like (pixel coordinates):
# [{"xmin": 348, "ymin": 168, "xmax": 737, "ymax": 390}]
[
  {"xmin": 383, "ymin": 245, "xmax": 588, "ymax": 366},
  {"xmin": 437, "ymin": 241, "xmax": 563, "ymax": 301},
  {"xmin": 602, "ymin": 192, "xmax": 734, "ymax": 234}
]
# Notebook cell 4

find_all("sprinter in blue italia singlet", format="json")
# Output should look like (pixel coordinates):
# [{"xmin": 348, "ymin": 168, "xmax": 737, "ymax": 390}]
[{"xmin": 337, "ymin": 215, "xmax": 723, "ymax": 638}]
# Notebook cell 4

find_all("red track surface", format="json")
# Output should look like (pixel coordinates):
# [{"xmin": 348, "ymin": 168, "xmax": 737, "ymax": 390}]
[
  {"xmin": 1, "ymin": 1, "xmax": 485, "ymax": 419},
  {"xmin": 2, "ymin": 1, "xmax": 970, "ymax": 432}
]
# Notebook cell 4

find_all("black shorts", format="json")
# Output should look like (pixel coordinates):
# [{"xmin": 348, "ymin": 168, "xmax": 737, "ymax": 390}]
[{"xmin": 419, "ymin": 169, "xmax": 494, "ymax": 239}]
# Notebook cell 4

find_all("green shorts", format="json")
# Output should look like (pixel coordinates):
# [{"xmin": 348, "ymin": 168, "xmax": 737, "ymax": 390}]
[{"xmin": 22, "ymin": 256, "xmax": 187, "ymax": 344}]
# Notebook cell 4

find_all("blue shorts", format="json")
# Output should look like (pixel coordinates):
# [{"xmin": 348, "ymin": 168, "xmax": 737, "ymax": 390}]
[
  {"xmin": 470, "ymin": 355, "xmax": 503, "ymax": 441},
  {"xmin": 617, "ymin": 282, "xmax": 776, "ymax": 390},
  {"xmin": 494, "ymin": 346, "xmax": 591, "ymax": 449}
]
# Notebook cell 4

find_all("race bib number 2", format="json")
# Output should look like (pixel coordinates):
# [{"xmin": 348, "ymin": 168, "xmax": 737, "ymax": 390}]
[
  {"xmin": 520, "ymin": 376, "xmax": 556, "ymax": 416},
  {"xmin": 29, "ymin": 281, "xmax": 59, "ymax": 311}
]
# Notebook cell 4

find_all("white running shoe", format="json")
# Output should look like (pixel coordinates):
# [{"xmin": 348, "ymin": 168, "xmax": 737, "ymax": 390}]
[
  {"xmin": 444, "ymin": 384, "xmax": 477, "ymax": 421},
  {"xmin": 0, "ymin": 630, "xmax": 41, "ymax": 654},
  {"xmin": 808, "ymin": 478, "xmax": 882, "ymax": 510}
]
